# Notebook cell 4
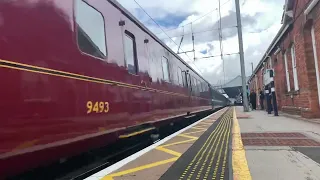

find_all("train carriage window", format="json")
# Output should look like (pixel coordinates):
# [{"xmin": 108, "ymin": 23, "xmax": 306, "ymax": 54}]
[
  {"xmin": 181, "ymin": 70, "xmax": 187, "ymax": 87},
  {"xmin": 195, "ymin": 78, "xmax": 199, "ymax": 95},
  {"xmin": 195, "ymin": 78, "xmax": 198, "ymax": 95},
  {"xmin": 124, "ymin": 31, "xmax": 138, "ymax": 74},
  {"xmin": 177, "ymin": 67, "xmax": 183, "ymax": 85},
  {"xmin": 75, "ymin": 0, "xmax": 107, "ymax": 59},
  {"xmin": 190, "ymin": 76, "xmax": 194, "ymax": 94},
  {"xmin": 176, "ymin": 69, "xmax": 180, "ymax": 85},
  {"xmin": 201, "ymin": 81, "xmax": 204, "ymax": 93},
  {"xmin": 196, "ymin": 79, "xmax": 200, "ymax": 95},
  {"xmin": 192, "ymin": 77, "xmax": 197, "ymax": 95},
  {"xmin": 162, "ymin": 56, "xmax": 170, "ymax": 81},
  {"xmin": 194, "ymin": 78, "xmax": 197, "ymax": 95},
  {"xmin": 188, "ymin": 74, "xmax": 193, "ymax": 92}
]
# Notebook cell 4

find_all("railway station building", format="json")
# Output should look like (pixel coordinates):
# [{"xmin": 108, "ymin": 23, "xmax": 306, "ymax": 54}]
[{"xmin": 248, "ymin": 0, "xmax": 320, "ymax": 118}]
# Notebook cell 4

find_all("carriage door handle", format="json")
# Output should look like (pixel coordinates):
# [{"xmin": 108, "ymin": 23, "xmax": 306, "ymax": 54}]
[{"xmin": 141, "ymin": 80, "xmax": 147, "ymax": 89}]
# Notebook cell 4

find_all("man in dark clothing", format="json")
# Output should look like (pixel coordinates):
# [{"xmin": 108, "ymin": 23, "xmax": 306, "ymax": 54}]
[
  {"xmin": 250, "ymin": 90, "xmax": 257, "ymax": 110},
  {"xmin": 259, "ymin": 89, "xmax": 265, "ymax": 110}
]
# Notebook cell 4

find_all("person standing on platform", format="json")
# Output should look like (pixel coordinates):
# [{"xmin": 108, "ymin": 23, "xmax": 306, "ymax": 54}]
[
  {"xmin": 250, "ymin": 90, "xmax": 257, "ymax": 110},
  {"xmin": 259, "ymin": 88, "xmax": 265, "ymax": 110}
]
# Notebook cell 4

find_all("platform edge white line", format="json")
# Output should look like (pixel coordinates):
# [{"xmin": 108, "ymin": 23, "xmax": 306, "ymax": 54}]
[{"xmin": 86, "ymin": 107, "xmax": 226, "ymax": 178}]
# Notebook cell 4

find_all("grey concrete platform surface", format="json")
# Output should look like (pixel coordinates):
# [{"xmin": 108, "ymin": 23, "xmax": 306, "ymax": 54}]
[{"xmin": 236, "ymin": 107, "xmax": 320, "ymax": 180}]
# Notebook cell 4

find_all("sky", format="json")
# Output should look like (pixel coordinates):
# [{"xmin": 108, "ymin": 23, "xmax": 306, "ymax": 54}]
[{"xmin": 117, "ymin": 0, "xmax": 285, "ymax": 86}]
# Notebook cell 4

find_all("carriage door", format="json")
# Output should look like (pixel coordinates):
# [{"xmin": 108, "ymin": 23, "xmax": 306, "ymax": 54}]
[
  {"xmin": 187, "ymin": 73, "xmax": 193, "ymax": 107},
  {"xmin": 187, "ymin": 74, "xmax": 192, "ymax": 93},
  {"xmin": 182, "ymin": 70, "xmax": 192, "ymax": 109}
]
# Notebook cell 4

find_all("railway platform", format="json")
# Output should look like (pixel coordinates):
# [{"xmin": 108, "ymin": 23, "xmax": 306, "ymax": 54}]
[
  {"xmin": 86, "ymin": 106, "xmax": 320, "ymax": 180},
  {"xmin": 238, "ymin": 107, "xmax": 320, "ymax": 180}
]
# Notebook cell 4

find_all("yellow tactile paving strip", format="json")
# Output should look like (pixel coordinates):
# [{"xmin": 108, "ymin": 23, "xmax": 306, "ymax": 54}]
[
  {"xmin": 100, "ymin": 108, "xmax": 228, "ymax": 180},
  {"xmin": 232, "ymin": 107, "xmax": 252, "ymax": 180},
  {"xmin": 160, "ymin": 108, "xmax": 233, "ymax": 180}
]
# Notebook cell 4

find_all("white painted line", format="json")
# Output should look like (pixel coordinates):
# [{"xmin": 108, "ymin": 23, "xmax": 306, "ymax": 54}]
[
  {"xmin": 86, "ymin": 107, "xmax": 227, "ymax": 178},
  {"xmin": 83, "ymin": 177, "xmax": 99, "ymax": 180}
]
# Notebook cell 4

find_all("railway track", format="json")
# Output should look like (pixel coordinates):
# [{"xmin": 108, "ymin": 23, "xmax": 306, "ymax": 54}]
[{"xmin": 8, "ymin": 109, "xmax": 219, "ymax": 180}]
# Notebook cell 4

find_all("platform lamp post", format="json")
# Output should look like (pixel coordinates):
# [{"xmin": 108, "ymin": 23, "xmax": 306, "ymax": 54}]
[{"xmin": 235, "ymin": 0, "xmax": 249, "ymax": 112}]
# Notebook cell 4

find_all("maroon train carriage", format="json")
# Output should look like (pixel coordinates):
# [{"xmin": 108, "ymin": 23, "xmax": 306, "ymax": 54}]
[{"xmin": 0, "ymin": 0, "xmax": 228, "ymax": 177}]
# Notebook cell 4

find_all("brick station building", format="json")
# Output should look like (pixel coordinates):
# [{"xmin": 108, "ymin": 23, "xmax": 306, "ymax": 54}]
[{"xmin": 248, "ymin": 0, "xmax": 320, "ymax": 118}]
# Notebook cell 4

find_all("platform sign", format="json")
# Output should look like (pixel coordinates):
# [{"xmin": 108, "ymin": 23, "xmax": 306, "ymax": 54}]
[{"xmin": 263, "ymin": 69, "xmax": 274, "ymax": 85}]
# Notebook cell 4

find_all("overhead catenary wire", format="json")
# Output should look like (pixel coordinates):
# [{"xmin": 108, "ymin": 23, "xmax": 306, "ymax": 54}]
[
  {"xmin": 218, "ymin": 0, "xmax": 225, "ymax": 85},
  {"xmin": 132, "ymin": 0, "xmax": 238, "ymax": 75},
  {"xmin": 132, "ymin": 0, "xmax": 204, "ymax": 73},
  {"xmin": 172, "ymin": 0, "xmax": 234, "ymax": 61},
  {"xmin": 191, "ymin": 23, "xmax": 196, "ymax": 61},
  {"xmin": 177, "ymin": 26, "xmax": 185, "ymax": 53},
  {"xmin": 158, "ymin": 9, "xmax": 217, "ymax": 34},
  {"xmin": 132, "ymin": 0, "xmax": 192, "ymax": 61},
  {"xmin": 160, "ymin": 26, "xmax": 237, "ymax": 41},
  {"xmin": 196, "ymin": 52, "xmax": 239, "ymax": 59},
  {"xmin": 156, "ymin": 0, "xmax": 232, "ymax": 34},
  {"xmin": 169, "ymin": 0, "xmax": 247, "ymax": 85}
]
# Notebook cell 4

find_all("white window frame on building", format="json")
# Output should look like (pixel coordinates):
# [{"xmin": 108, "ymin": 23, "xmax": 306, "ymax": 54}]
[
  {"xmin": 268, "ymin": 56, "xmax": 272, "ymax": 68},
  {"xmin": 291, "ymin": 44, "xmax": 299, "ymax": 90},
  {"xmin": 261, "ymin": 69, "xmax": 264, "ymax": 87},
  {"xmin": 284, "ymin": 51, "xmax": 291, "ymax": 92},
  {"xmin": 311, "ymin": 25, "xmax": 320, "ymax": 107}
]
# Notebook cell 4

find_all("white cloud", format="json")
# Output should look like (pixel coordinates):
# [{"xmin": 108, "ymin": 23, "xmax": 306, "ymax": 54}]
[{"xmin": 117, "ymin": 0, "xmax": 285, "ymax": 85}]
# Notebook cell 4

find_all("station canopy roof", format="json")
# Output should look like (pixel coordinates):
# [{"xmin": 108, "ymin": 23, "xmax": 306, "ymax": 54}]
[
  {"xmin": 222, "ymin": 75, "xmax": 250, "ymax": 88},
  {"xmin": 213, "ymin": 75, "xmax": 250, "ymax": 98}
]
